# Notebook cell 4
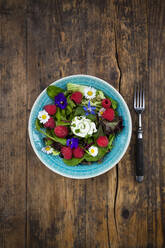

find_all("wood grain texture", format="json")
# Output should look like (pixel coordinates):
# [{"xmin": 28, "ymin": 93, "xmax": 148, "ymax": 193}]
[
  {"xmin": 0, "ymin": 0, "xmax": 165, "ymax": 247},
  {"xmin": 0, "ymin": 13, "xmax": 27, "ymax": 248}
]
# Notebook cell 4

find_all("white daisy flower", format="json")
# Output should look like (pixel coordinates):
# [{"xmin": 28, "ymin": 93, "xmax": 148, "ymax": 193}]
[
  {"xmin": 42, "ymin": 146, "xmax": 53, "ymax": 154},
  {"xmin": 88, "ymin": 146, "xmax": 98, "ymax": 157},
  {"xmin": 38, "ymin": 110, "xmax": 50, "ymax": 124},
  {"xmin": 84, "ymin": 87, "xmax": 96, "ymax": 100},
  {"xmin": 98, "ymin": 107, "xmax": 106, "ymax": 117}
]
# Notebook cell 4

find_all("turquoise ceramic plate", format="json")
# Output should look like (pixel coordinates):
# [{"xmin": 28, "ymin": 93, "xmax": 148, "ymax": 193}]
[{"xmin": 28, "ymin": 75, "xmax": 132, "ymax": 179}]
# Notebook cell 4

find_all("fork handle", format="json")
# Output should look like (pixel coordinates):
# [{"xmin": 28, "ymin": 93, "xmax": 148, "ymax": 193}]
[{"xmin": 136, "ymin": 131, "xmax": 144, "ymax": 183}]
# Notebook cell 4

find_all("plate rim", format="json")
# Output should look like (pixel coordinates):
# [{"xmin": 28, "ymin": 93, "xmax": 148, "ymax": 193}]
[{"xmin": 28, "ymin": 74, "xmax": 132, "ymax": 179}]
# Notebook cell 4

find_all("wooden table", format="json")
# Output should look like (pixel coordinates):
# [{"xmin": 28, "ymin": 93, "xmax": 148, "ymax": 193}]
[{"xmin": 0, "ymin": 0, "xmax": 165, "ymax": 247}]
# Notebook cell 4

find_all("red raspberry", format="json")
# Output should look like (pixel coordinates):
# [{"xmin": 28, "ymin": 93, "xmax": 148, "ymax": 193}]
[
  {"xmin": 102, "ymin": 108, "xmax": 114, "ymax": 121},
  {"xmin": 70, "ymin": 91, "xmax": 83, "ymax": 104},
  {"xmin": 61, "ymin": 146, "xmax": 72, "ymax": 160},
  {"xmin": 44, "ymin": 105, "xmax": 56, "ymax": 115},
  {"xmin": 73, "ymin": 146, "xmax": 84, "ymax": 158},
  {"xmin": 54, "ymin": 126, "xmax": 68, "ymax": 138},
  {"xmin": 96, "ymin": 136, "xmax": 109, "ymax": 147},
  {"xmin": 44, "ymin": 117, "xmax": 55, "ymax": 129},
  {"xmin": 102, "ymin": 98, "xmax": 111, "ymax": 109}
]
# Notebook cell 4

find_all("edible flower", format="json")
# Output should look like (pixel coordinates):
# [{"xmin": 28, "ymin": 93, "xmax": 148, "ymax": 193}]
[
  {"xmin": 38, "ymin": 110, "xmax": 50, "ymax": 124},
  {"xmin": 55, "ymin": 93, "xmax": 67, "ymax": 109},
  {"xmin": 84, "ymin": 87, "xmax": 96, "ymax": 99},
  {"xmin": 98, "ymin": 107, "xmax": 106, "ymax": 117},
  {"xmin": 88, "ymin": 146, "xmax": 98, "ymax": 157},
  {"xmin": 83, "ymin": 101, "xmax": 96, "ymax": 115},
  {"xmin": 66, "ymin": 137, "xmax": 79, "ymax": 149},
  {"xmin": 42, "ymin": 146, "xmax": 53, "ymax": 154}
]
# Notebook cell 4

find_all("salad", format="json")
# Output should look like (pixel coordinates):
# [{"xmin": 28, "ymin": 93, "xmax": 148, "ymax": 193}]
[{"xmin": 35, "ymin": 83, "xmax": 123, "ymax": 166}]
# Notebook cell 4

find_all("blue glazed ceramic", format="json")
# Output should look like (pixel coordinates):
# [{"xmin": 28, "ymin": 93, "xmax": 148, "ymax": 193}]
[{"xmin": 28, "ymin": 75, "xmax": 132, "ymax": 179}]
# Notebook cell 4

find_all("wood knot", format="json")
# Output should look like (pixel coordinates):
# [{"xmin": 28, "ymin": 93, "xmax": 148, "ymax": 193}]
[{"xmin": 121, "ymin": 208, "xmax": 129, "ymax": 219}]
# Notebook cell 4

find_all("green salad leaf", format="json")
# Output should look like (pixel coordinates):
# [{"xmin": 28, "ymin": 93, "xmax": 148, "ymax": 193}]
[
  {"xmin": 45, "ymin": 138, "xmax": 54, "ymax": 146},
  {"xmin": 47, "ymin": 85, "xmax": 64, "ymax": 99},
  {"xmin": 93, "ymin": 125, "xmax": 104, "ymax": 139},
  {"xmin": 35, "ymin": 118, "xmax": 44, "ymax": 130},
  {"xmin": 64, "ymin": 90, "xmax": 73, "ymax": 97},
  {"xmin": 56, "ymin": 107, "xmax": 61, "ymax": 121},
  {"xmin": 81, "ymin": 99, "xmax": 102, "ymax": 107},
  {"xmin": 86, "ymin": 137, "xmax": 93, "ymax": 144},
  {"xmin": 102, "ymin": 116, "xmax": 123, "ymax": 135},
  {"xmin": 63, "ymin": 157, "xmax": 84, "ymax": 166},
  {"xmin": 66, "ymin": 105, "xmax": 73, "ymax": 115},
  {"xmin": 107, "ymin": 97, "xmax": 118, "ymax": 110},
  {"xmin": 67, "ymin": 83, "xmax": 86, "ymax": 94},
  {"xmin": 96, "ymin": 90, "xmax": 105, "ymax": 100},
  {"xmin": 74, "ymin": 106, "xmax": 85, "ymax": 116},
  {"xmin": 86, "ymin": 114, "xmax": 97, "ymax": 122},
  {"xmin": 56, "ymin": 121, "xmax": 71, "ymax": 126},
  {"xmin": 108, "ymin": 134, "xmax": 115, "ymax": 149},
  {"xmin": 61, "ymin": 109, "xmax": 67, "ymax": 120},
  {"xmin": 67, "ymin": 96, "xmax": 76, "ymax": 108}
]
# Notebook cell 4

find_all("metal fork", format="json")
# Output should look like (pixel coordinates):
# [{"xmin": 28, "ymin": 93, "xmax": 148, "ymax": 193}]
[{"xmin": 134, "ymin": 84, "xmax": 145, "ymax": 183}]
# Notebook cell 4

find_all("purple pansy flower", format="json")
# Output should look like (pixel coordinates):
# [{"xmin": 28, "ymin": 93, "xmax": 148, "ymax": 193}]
[
  {"xmin": 83, "ymin": 101, "xmax": 96, "ymax": 115},
  {"xmin": 66, "ymin": 138, "xmax": 79, "ymax": 149},
  {"xmin": 55, "ymin": 93, "xmax": 67, "ymax": 109}
]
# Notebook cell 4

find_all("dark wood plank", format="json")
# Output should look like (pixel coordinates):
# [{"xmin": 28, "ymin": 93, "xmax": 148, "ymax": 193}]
[
  {"xmin": 0, "ymin": 14, "xmax": 27, "ymax": 248},
  {"xmin": 26, "ymin": 3, "xmax": 88, "ymax": 247},
  {"xmin": 85, "ymin": 1, "xmax": 120, "ymax": 247},
  {"xmin": 26, "ymin": 1, "xmax": 119, "ymax": 247},
  {"xmin": 114, "ymin": 0, "xmax": 165, "ymax": 247},
  {"xmin": 146, "ymin": 0, "xmax": 165, "ymax": 246}
]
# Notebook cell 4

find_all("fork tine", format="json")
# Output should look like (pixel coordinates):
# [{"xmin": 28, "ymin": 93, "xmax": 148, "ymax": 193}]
[
  {"xmin": 134, "ymin": 85, "xmax": 137, "ymax": 108},
  {"xmin": 137, "ymin": 84, "xmax": 139, "ymax": 107},
  {"xmin": 140, "ymin": 83, "xmax": 142, "ymax": 108},
  {"xmin": 142, "ymin": 86, "xmax": 145, "ymax": 108}
]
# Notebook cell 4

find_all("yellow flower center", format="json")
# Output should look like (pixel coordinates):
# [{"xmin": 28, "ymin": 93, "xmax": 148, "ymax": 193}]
[
  {"xmin": 42, "ymin": 114, "xmax": 47, "ymax": 119},
  {"xmin": 91, "ymin": 149, "xmax": 95, "ymax": 153},
  {"xmin": 87, "ymin": 91, "xmax": 93, "ymax": 96},
  {"xmin": 100, "ymin": 111, "xmax": 103, "ymax": 115},
  {"xmin": 45, "ymin": 147, "xmax": 50, "ymax": 151}
]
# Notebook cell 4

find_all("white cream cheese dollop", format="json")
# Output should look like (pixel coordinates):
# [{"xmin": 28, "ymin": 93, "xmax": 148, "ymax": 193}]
[{"xmin": 71, "ymin": 116, "xmax": 97, "ymax": 138}]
